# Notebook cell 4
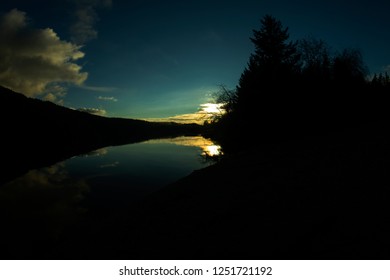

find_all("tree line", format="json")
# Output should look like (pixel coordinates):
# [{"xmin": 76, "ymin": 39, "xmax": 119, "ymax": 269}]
[{"xmin": 207, "ymin": 15, "xmax": 389, "ymax": 150}]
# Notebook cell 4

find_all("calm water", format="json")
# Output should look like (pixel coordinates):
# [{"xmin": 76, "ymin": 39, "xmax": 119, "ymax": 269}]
[
  {"xmin": 1, "ymin": 136, "xmax": 222, "ymax": 207},
  {"xmin": 0, "ymin": 136, "xmax": 221, "ymax": 255}
]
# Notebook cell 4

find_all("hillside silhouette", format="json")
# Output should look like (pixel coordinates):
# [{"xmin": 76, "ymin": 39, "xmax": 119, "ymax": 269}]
[{"xmin": 0, "ymin": 86, "xmax": 201, "ymax": 185}]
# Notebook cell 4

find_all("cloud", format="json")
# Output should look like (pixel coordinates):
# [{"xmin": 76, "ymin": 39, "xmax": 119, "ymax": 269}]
[
  {"xmin": 144, "ymin": 103, "xmax": 225, "ymax": 124},
  {"xmin": 70, "ymin": 0, "xmax": 112, "ymax": 44},
  {"xmin": 42, "ymin": 84, "xmax": 67, "ymax": 105},
  {"xmin": 70, "ymin": 6, "xmax": 98, "ymax": 44},
  {"xmin": 78, "ymin": 85, "xmax": 117, "ymax": 92},
  {"xmin": 77, "ymin": 107, "xmax": 107, "ymax": 116},
  {"xmin": 145, "ymin": 113, "xmax": 209, "ymax": 124},
  {"xmin": 0, "ymin": 9, "xmax": 87, "ymax": 97},
  {"xmin": 98, "ymin": 96, "xmax": 118, "ymax": 102}
]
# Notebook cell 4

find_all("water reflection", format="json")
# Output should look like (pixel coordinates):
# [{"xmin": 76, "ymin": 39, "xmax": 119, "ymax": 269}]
[
  {"xmin": 0, "ymin": 163, "xmax": 89, "ymax": 220},
  {"xmin": 145, "ymin": 136, "xmax": 223, "ymax": 158},
  {"xmin": 79, "ymin": 148, "xmax": 108, "ymax": 157},
  {"xmin": 0, "ymin": 136, "xmax": 221, "ymax": 257},
  {"xmin": 1, "ymin": 136, "xmax": 221, "ymax": 218},
  {"xmin": 0, "ymin": 162, "xmax": 89, "ymax": 256},
  {"xmin": 203, "ymin": 144, "xmax": 221, "ymax": 157}
]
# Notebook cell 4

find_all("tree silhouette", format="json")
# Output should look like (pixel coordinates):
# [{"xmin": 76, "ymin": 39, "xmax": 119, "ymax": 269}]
[
  {"xmin": 210, "ymin": 15, "xmax": 377, "ymax": 152},
  {"xmin": 298, "ymin": 37, "xmax": 331, "ymax": 85},
  {"xmin": 332, "ymin": 48, "xmax": 367, "ymax": 86},
  {"xmin": 234, "ymin": 15, "xmax": 300, "ymax": 119},
  {"xmin": 370, "ymin": 72, "xmax": 390, "ymax": 89}
]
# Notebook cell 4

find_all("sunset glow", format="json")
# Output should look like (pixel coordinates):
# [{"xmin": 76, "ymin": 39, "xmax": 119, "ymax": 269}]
[
  {"xmin": 144, "ymin": 103, "xmax": 225, "ymax": 124},
  {"xmin": 200, "ymin": 103, "xmax": 224, "ymax": 114},
  {"xmin": 202, "ymin": 144, "xmax": 222, "ymax": 157},
  {"xmin": 145, "ymin": 136, "xmax": 223, "ymax": 157}
]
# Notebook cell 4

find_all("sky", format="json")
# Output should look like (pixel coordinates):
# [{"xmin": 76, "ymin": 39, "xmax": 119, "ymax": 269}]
[{"xmin": 1, "ymin": 0, "xmax": 390, "ymax": 122}]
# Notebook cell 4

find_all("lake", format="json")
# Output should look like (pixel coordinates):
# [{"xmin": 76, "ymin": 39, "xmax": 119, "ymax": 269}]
[{"xmin": 0, "ymin": 136, "xmax": 221, "ymax": 257}]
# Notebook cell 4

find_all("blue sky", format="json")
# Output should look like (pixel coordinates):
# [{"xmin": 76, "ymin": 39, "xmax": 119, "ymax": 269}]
[{"xmin": 1, "ymin": 0, "xmax": 390, "ymax": 121}]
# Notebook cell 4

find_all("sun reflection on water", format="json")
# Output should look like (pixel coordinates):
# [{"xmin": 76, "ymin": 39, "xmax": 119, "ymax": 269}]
[
  {"xmin": 202, "ymin": 144, "xmax": 222, "ymax": 157},
  {"xmin": 144, "ymin": 136, "xmax": 223, "ymax": 157}
]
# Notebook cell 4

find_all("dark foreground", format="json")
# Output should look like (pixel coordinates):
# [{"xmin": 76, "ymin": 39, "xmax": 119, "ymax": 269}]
[
  {"xmin": 1, "ymin": 86, "xmax": 390, "ymax": 259},
  {"xmin": 115, "ymin": 120, "xmax": 390, "ymax": 259},
  {"xmin": 2, "ymin": 120, "xmax": 389, "ymax": 260}
]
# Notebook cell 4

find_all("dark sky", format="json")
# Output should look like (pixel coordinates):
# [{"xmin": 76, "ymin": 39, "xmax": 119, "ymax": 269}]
[{"xmin": 1, "ymin": 0, "xmax": 390, "ymax": 121}]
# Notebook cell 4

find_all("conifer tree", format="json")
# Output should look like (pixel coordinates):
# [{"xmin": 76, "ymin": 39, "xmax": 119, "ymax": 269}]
[{"xmin": 235, "ymin": 15, "xmax": 300, "ymax": 117}]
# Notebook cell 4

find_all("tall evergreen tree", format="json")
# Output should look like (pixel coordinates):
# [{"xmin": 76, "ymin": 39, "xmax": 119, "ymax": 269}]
[{"xmin": 235, "ymin": 15, "xmax": 300, "ymax": 117}]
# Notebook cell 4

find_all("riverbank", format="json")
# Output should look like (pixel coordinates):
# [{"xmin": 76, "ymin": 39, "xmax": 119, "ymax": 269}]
[
  {"xmin": 2, "ymin": 117, "xmax": 389, "ymax": 260},
  {"xmin": 118, "ymin": 120, "xmax": 390, "ymax": 259}
]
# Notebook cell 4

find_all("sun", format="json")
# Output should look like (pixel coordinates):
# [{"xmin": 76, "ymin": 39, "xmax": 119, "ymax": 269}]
[
  {"xmin": 203, "ymin": 145, "xmax": 222, "ymax": 157},
  {"xmin": 201, "ymin": 103, "xmax": 224, "ymax": 114}
]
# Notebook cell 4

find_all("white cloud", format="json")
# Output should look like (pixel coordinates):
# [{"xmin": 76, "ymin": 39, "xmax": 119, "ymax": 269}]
[
  {"xmin": 0, "ymin": 9, "xmax": 87, "ymax": 97},
  {"xmin": 77, "ymin": 107, "xmax": 107, "ymax": 116},
  {"xmin": 98, "ymin": 96, "xmax": 118, "ymax": 102},
  {"xmin": 70, "ymin": 0, "xmax": 112, "ymax": 44}
]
